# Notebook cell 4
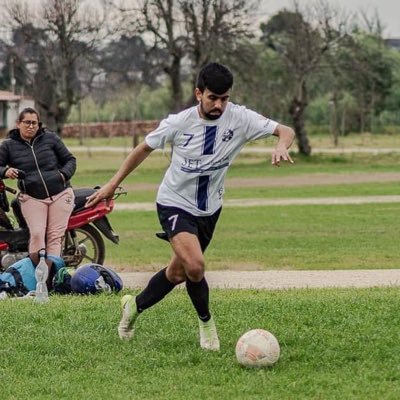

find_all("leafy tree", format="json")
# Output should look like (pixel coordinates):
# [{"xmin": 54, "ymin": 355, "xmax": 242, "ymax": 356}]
[
  {"xmin": 383, "ymin": 50, "xmax": 400, "ymax": 125},
  {"xmin": 336, "ymin": 32, "xmax": 393, "ymax": 133},
  {"xmin": 99, "ymin": 35, "xmax": 166, "ymax": 89}
]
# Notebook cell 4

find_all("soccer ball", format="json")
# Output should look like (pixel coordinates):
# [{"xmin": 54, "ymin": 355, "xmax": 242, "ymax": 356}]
[{"xmin": 235, "ymin": 329, "xmax": 280, "ymax": 368}]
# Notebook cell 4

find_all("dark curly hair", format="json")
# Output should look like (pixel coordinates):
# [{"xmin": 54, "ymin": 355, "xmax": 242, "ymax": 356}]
[{"xmin": 196, "ymin": 62, "xmax": 233, "ymax": 94}]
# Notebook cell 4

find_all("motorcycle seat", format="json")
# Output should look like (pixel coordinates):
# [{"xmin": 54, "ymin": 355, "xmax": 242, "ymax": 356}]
[{"xmin": 72, "ymin": 188, "xmax": 97, "ymax": 212}]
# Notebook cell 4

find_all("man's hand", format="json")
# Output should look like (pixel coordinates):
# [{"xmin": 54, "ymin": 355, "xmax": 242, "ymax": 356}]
[
  {"xmin": 85, "ymin": 182, "xmax": 117, "ymax": 208},
  {"xmin": 271, "ymin": 145, "xmax": 294, "ymax": 167}
]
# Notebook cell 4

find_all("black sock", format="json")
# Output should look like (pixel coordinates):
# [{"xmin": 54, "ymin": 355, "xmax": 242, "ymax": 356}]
[
  {"xmin": 136, "ymin": 268, "xmax": 176, "ymax": 312},
  {"xmin": 186, "ymin": 277, "xmax": 210, "ymax": 322}
]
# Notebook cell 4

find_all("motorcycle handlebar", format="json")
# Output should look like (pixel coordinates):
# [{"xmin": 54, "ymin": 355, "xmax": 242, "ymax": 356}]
[
  {"xmin": 112, "ymin": 186, "xmax": 127, "ymax": 200},
  {"xmin": 16, "ymin": 169, "xmax": 26, "ymax": 179},
  {"xmin": 0, "ymin": 169, "xmax": 24, "ymax": 194},
  {"xmin": 5, "ymin": 186, "xmax": 17, "ymax": 194}
]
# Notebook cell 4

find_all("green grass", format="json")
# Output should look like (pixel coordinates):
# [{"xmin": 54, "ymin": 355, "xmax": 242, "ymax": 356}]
[
  {"xmin": 4, "ymin": 141, "xmax": 400, "ymax": 270},
  {"xmin": 104, "ymin": 202, "xmax": 400, "ymax": 271},
  {"xmin": 2, "ymin": 136, "xmax": 399, "ymax": 400},
  {"xmin": 3, "ymin": 141, "xmax": 399, "ymax": 271},
  {"xmin": 67, "ymin": 145, "xmax": 400, "ymax": 189},
  {"xmin": 63, "ymin": 151, "xmax": 400, "ymax": 203},
  {"xmin": 224, "ymin": 181, "xmax": 400, "ymax": 200},
  {"xmin": 1, "ymin": 288, "xmax": 399, "ymax": 399}
]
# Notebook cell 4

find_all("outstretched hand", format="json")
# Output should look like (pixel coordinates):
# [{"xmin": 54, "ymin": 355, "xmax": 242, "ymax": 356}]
[
  {"xmin": 85, "ymin": 182, "xmax": 116, "ymax": 208},
  {"xmin": 271, "ymin": 145, "xmax": 294, "ymax": 167}
]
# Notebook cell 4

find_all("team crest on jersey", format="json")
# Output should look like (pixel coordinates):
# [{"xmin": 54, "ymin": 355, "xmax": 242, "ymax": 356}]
[{"xmin": 222, "ymin": 129, "xmax": 234, "ymax": 142}]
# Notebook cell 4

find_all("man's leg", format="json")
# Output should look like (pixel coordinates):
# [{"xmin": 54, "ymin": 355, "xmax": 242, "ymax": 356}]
[
  {"xmin": 118, "ymin": 255, "xmax": 185, "ymax": 340},
  {"xmin": 170, "ymin": 232, "xmax": 220, "ymax": 351}
]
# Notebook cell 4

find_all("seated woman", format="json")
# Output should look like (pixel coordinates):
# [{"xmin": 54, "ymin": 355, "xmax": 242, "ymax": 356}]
[{"xmin": 0, "ymin": 107, "xmax": 76, "ymax": 286}]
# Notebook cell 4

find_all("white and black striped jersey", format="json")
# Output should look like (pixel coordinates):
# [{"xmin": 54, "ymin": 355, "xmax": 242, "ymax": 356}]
[{"xmin": 145, "ymin": 102, "xmax": 278, "ymax": 216}]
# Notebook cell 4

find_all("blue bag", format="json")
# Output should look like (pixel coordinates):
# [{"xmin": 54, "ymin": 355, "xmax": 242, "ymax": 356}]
[
  {"xmin": 0, "ymin": 255, "xmax": 66, "ymax": 296},
  {"xmin": 0, "ymin": 258, "xmax": 36, "ymax": 295}
]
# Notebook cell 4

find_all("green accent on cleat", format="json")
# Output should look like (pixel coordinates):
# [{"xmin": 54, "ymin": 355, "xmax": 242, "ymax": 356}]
[
  {"xmin": 118, "ymin": 295, "xmax": 139, "ymax": 340},
  {"xmin": 198, "ymin": 316, "xmax": 220, "ymax": 351}
]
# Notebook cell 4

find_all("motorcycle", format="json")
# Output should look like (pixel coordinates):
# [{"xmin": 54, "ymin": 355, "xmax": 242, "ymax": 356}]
[{"xmin": 0, "ymin": 171, "xmax": 124, "ymax": 271}]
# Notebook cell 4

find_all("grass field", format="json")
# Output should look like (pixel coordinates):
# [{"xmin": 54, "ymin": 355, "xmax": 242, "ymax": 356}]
[
  {"xmin": 5, "ymin": 140, "xmax": 400, "ymax": 270},
  {"xmin": 1, "ymin": 288, "xmax": 399, "ymax": 400},
  {"xmin": 60, "ymin": 147, "xmax": 400, "ymax": 271},
  {"xmin": 1, "ymin": 135, "xmax": 400, "ymax": 399},
  {"xmin": 105, "ymin": 202, "xmax": 400, "ymax": 271}
]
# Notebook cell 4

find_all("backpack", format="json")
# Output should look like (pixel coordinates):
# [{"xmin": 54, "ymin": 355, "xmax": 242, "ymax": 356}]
[
  {"xmin": 0, "ymin": 255, "xmax": 67, "ymax": 297},
  {"xmin": 52, "ymin": 267, "xmax": 74, "ymax": 294},
  {"xmin": 0, "ymin": 258, "xmax": 36, "ymax": 296}
]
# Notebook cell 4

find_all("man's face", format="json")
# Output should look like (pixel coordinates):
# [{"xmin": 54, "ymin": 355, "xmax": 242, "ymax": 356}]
[{"xmin": 196, "ymin": 88, "xmax": 230, "ymax": 120}]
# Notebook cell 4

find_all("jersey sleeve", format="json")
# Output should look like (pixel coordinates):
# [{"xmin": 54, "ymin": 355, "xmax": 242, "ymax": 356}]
[
  {"xmin": 243, "ymin": 108, "xmax": 279, "ymax": 141},
  {"xmin": 145, "ymin": 115, "xmax": 178, "ymax": 150}
]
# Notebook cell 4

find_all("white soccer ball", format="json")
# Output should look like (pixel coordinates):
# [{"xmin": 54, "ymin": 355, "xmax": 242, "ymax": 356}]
[{"xmin": 235, "ymin": 329, "xmax": 280, "ymax": 368}]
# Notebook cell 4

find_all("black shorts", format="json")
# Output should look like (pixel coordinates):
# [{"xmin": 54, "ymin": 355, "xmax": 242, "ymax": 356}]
[{"xmin": 156, "ymin": 203, "xmax": 222, "ymax": 252}]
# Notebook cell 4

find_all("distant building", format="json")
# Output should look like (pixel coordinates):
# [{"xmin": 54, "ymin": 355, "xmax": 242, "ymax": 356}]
[
  {"xmin": 385, "ymin": 38, "xmax": 400, "ymax": 51},
  {"xmin": 0, "ymin": 91, "xmax": 35, "ymax": 137}
]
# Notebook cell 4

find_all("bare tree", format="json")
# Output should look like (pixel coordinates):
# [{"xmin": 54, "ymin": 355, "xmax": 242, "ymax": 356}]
[
  {"xmin": 110, "ymin": 0, "xmax": 257, "ymax": 111},
  {"xmin": 2, "ymin": 0, "xmax": 109, "ymax": 134}
]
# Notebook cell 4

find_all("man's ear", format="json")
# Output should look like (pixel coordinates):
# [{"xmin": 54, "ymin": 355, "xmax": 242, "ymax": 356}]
[{"xmin": 195, "ymin": 88, "xmax": 203, "ymax": 102}]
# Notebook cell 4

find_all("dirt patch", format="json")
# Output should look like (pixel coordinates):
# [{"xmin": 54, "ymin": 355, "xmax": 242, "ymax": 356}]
[{"xmin": 120, "ymin": 269, "xmax": 400, "ymax": 289}]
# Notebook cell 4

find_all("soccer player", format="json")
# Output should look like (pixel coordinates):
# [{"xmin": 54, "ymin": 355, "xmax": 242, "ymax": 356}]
[{"xmin": 85, "ymin": 62, "xmax": 295, "ymax": 351}]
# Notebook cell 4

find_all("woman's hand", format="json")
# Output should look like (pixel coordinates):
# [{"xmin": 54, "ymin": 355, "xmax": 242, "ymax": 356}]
[{"xmin": 5, "ymin": 167, "xmax": 20, "ymax": 179}]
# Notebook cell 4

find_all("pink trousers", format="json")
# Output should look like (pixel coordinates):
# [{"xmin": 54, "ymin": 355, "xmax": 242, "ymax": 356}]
[{"xmin": 19, "ymin": 187, "xmax": 75, "ymax": 256}]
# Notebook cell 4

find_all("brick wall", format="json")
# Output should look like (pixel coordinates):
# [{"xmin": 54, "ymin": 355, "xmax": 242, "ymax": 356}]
[{"xmin": 61, "ymin": 120, "xmax": 159, "ymax": 138}]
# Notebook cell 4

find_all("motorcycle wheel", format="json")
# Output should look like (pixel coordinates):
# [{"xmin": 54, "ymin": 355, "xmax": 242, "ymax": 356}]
[{"xmin": 62, "ymin": 224, "xmax": 106, "ymax": 268}]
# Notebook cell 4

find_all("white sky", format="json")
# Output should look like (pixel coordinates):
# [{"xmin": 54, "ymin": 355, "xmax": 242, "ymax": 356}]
[{"xmin": 259, "ymin": 0, "xmax": 400, "ymax": 38}]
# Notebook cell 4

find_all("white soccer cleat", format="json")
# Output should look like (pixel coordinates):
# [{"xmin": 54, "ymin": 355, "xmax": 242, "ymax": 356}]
[
  {"xmin": 199, "ymin": 316, "xmax": 220, "ymax": 351},
  {"xmin": 118, "ymin": 295, "xmax": 139, "ymax": 340}
]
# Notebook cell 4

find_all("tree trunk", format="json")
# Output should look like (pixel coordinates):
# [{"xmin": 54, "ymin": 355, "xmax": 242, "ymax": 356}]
[
  {"xmin": 289, "ymin": 96, "xmax": 311, "ymax": 156},
  {"xmin": 329, "ymin": 94, "xmax": 339, "ymax": 147},
  {"xmin": 168, "ymin": 56, "xmax": 183, "ymax": 112}
]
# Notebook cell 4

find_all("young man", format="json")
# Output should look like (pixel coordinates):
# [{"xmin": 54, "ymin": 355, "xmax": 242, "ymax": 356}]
[{"xmin": 86, "ymin": 62, "xmax": 295, "ymax": 351}]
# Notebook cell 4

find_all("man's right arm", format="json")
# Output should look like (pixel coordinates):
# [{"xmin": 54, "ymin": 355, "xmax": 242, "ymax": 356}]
[{"xmin": 85, "ymin": 141, "xmax": 154, "ymax": 207}]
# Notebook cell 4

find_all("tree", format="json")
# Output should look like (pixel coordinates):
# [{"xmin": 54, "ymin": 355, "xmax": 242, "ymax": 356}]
[
  {"xmin": 2, "ymin": 0, "xmax": 108, "ymax": 134},
  {"xmin": 111, "ymin": 0, "xmax": 257, "ymax": 111},
  {"xmin": 260, "ymin": 1, "xmax": 349, "ymax": 155},
  {"xmin": 99, "ymin": 34, "xmax": 167, "ymax": 89},
  {"xmin": 335, "ymin": 32, "xmax": 393, "ymax": 133}
]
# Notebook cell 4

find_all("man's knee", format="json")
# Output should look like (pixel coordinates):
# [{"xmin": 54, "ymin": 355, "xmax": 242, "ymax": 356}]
[
  {"xmin": 166, "ymin": 268, "xmax": 186, "ymax": 284},
  {"xmin": 184, "ymin": 258, "xmax": 205, "ymax": 282}
]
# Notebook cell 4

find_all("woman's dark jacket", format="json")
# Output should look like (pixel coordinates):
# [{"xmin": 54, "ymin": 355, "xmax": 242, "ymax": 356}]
[{"xmin": 0, "ymin": 128, "xmax": 76, "ymax": 199}]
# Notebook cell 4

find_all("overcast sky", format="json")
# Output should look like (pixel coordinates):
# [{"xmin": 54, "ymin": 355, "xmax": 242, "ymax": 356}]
[{"xmin": 259, "ymin": 0, "xmax": 400, "ymax": 38}]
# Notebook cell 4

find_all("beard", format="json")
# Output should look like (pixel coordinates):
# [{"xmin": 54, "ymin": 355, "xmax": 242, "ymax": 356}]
[{"xmin": 200, "ymin": 101, "xmax": 222, "ymax": 120}]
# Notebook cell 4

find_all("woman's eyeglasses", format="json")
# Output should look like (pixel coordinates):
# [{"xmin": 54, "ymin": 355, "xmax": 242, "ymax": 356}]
[{"xmin": 21, "ymin": 120, "xmax": 39, "ymax": 127}]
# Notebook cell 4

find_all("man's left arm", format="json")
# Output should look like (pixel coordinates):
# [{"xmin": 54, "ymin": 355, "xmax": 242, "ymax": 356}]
[{"xmin": 271, "ymin": 124, "xmax": 295, "ymax": 167}]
